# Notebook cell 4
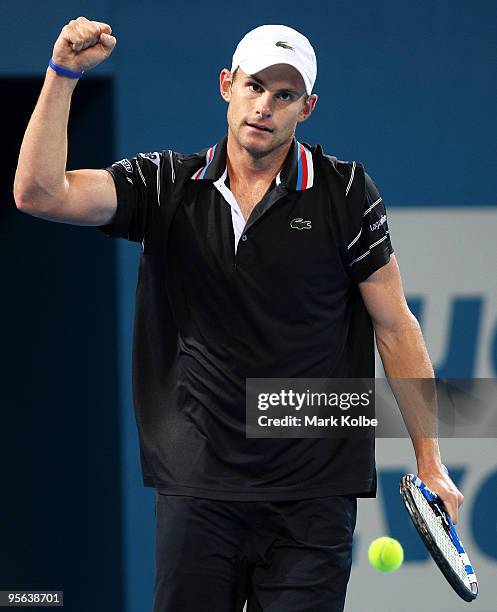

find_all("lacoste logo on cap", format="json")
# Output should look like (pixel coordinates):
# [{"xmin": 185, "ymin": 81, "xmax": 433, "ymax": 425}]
[
  {"xmin": 275, "ymin": 41, "xmax": 294, "ymax": 51},
  {"xmin": 290, "ymin": 217, "xmax": 312, "ymax": 230}
]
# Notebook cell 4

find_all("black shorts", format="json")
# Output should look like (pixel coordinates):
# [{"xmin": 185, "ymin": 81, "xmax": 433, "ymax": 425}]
[{"xmin": 153, "ymin": 492, "xmax": 357, "ymax": 612}]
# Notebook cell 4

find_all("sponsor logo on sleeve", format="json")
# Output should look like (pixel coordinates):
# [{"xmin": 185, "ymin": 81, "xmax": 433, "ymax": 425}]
[
  {"xmin": 138, "ymin": 152, "xmax": 161, "ymax": 168},
  {"xmin": 370, "ymin": 214, "xmax": 387, "ymax": 232},
  {"xmin": 116, "ymin": 158, "xmax": 133, "ymax": 173}
]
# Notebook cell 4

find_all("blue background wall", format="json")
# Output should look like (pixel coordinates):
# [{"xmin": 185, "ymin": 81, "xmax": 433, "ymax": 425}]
[{"xmin": 3, "ymin": 2, "xmax": 496, "ymax": 610}]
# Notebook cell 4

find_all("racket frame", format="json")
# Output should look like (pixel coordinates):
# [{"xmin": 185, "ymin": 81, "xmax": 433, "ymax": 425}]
[{"xmin": 400, "ymin": 474, "xmax": 478, "ymax": 602}]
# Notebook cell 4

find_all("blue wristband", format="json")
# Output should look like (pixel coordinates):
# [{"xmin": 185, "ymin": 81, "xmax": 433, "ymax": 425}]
[{"xmin": 48, "ymin": 58, "xmax": 84, "ymax": 79}]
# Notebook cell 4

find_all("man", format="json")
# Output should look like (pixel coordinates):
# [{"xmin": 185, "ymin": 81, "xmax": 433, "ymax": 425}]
[{"xmin": 14, "ymin": 17, "xmax": 463, "ymax": 612}]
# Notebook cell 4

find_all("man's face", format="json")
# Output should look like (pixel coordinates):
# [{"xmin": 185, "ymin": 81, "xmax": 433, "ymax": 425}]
[{"xmin": 220, "ymin": 64, "xmax": 318, "ymax": 159}]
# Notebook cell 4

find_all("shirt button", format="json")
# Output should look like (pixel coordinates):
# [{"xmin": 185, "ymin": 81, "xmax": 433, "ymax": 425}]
[{"xmin": 241, "ymin": 234, "xmax": 248, "ymax": 241}]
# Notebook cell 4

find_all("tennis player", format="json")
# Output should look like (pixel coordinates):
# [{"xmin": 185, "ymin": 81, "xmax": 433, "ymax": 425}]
[{"xmin": 14, "ymin": 17, "xmax": 464, "ymax": 612}]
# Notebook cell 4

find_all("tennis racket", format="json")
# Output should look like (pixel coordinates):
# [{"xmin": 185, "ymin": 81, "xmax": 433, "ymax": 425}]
[{"xmin": 399, "ymin": 467, "xmax": 478, "ymax": 602}]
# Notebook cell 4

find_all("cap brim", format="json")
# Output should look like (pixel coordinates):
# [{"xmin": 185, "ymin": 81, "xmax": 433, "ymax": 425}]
[{"xmin": 235, "ymin": 56, "xmax": 313, "ymax": 95}]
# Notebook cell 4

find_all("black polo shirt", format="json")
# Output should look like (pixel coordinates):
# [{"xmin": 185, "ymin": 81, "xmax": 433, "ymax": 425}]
[{"xmin": 98, "ymin": 135, "xmax": 394, "ymax": 501}]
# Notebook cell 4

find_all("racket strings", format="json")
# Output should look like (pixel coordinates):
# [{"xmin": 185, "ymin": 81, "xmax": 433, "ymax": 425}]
[{"xmin": 410, "ymin": 484, "xmax": 471, "ymax": 588}]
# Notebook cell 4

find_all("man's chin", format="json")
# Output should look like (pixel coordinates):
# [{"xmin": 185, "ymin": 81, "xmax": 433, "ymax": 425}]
[
  {"xmin": 243, "ymin": 144, "xmax": 271, "ymax": 159},
  {"xmin": 240, "ymin": 135, "xmax": 277, "ymax": 159}
]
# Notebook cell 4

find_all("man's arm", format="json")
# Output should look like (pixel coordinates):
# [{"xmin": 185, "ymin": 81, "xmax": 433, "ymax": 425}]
[
  {"xmin": 358, "ymin": 253, "xmax": 465, "ymax": 522},
  {"xmin": 13, "ymin": 16, "xmax": 118, "ymax": 225}
]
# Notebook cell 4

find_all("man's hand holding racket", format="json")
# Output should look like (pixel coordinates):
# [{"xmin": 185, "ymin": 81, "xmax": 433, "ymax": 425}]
[
  {"xmin": 417, "ymin": 462, "xmax": 464, "ymax": 524},
  {"xmin": 400, "ymin": 464, "xmax": 478, "ymax": 601}
]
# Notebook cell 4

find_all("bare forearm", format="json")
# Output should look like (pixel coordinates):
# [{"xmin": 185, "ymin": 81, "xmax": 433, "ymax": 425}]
[
  {"xmin": 359, "ymin": 260, "xmax": 463, "ymax": 520},
  {"xmin": 377, "ymin": 319, "xmax": 442, "ymax": 470},
  {"xmin": 14, "ymin": 17, "xmax": 116, "ymax": 211},
  {"xmin": 377, "ymin": 317, "xmax": 433, "ymax": 378},
  {"xmin": 14, "ymin": 68, "xmax": 79, "ymax": 208}
]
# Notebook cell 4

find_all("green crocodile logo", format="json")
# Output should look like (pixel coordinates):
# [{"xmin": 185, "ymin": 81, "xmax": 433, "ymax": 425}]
[
  {"xmin": 290, "ymin": 217, "xmax": 312, "ymax": 230},
  {"xmin": 275, "ymin": 41, "xmax": 295, "ymax": 51}
]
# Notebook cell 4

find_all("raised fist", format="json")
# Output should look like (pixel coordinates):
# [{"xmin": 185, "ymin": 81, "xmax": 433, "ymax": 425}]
[{"xmin": 52, "ymin": 16, "xmax": 116, "ymax": 73}]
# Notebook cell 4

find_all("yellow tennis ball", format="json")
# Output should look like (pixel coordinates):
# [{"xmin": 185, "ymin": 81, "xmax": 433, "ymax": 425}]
[{"xmin": 368, "ymin": 537, "xmax": 404, "ymax": 572}]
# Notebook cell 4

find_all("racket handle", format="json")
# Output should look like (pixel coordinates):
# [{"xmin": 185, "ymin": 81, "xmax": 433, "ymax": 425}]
[{"xmin": 441, "ymin": 464, "xmax": 449, "ymax": 476}]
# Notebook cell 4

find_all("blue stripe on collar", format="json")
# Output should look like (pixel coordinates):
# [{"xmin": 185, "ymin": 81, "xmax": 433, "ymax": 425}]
[
  {"xmin": 191, "ymin": 144, "xmax": 217, "ymax": 180},
  {"xmin": 191, "ymin": 137, "xmax": 314, "ymax": 191}
]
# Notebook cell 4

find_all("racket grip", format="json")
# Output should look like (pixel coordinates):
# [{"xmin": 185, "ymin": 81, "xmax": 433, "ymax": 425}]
[{"xmin": 441, "ymin": 464, "xmax": 449, "ymax": 476}]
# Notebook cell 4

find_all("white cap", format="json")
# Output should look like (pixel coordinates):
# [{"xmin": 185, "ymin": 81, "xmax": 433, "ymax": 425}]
[{"xmin": 230, "ymin": 25, "xmax": 317, "ymax": 95}]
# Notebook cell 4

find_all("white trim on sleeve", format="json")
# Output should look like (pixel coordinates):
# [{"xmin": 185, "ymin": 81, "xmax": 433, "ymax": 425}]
[
  {"xmin": 349, "ymin": 234, "xmax": 389, "ymax": 267},
  {"xmin": 345, "ymin": 161, "xmax": 356, "ymax": 196}
]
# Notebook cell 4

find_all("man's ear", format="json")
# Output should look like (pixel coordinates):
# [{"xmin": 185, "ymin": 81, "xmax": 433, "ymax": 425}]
[
  {"xmin": 298, "ymin": 93, "xmax": 318, "ymax": 123},
  {"xmin": 219, "ymin": 68, "xmax": 233, "ymax": 103}
]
